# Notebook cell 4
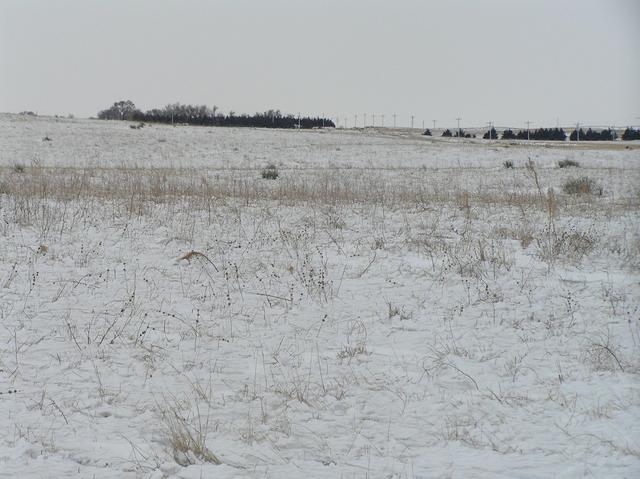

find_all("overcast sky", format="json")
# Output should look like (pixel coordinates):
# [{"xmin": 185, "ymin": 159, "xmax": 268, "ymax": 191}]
[{"xmin": 1, "ymin": 0, "xmax": 639, "ymax": 128}]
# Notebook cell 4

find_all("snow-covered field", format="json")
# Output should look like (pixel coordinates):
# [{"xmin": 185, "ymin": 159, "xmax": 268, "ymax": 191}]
[{"xmin": 1, "ymin": 114, "xmax": 639, "ymax": 478}]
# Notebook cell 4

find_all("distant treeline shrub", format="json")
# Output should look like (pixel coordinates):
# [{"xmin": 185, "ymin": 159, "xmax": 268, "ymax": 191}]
[
  {"xmin": 496, "ymin": 127, "xmax": 624, "ymax": 142},
  {"xmin": 454, "ymin": 129, "xmax": 473, "ymax": 138},
  {"xmin": 496, "ymin": 128, "xmax": 566, "ymax": 141},
  {"xmin": 518, "ymin": 128, "xmax": 566, "ymax": 141},
  {"xmin": 98, "ymin": 101, "xmax": 334, "ymax": 129},
  {"xmin": 622, "ymin": 128, "xmax": 640, "ymax": 141},
  {"xmin": 502, "ymin": 129, "xmax": 516, "ymax": 140},
  {"xmin": 483, "ymin": 127, "xmax": 498, "ymax": 139},
  {"xmin": 569, "ymin": 128, "xmax": 617, "ymax": 141}
]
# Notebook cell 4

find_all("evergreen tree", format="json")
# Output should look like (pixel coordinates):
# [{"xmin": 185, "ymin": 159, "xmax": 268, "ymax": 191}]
[
  {"xmin": 483, "ymin": 127, "xmax": 498, "ymax": 140},
  {"xmin": 502, "ymin": 129, "xmax": 516, "ymax": 140},
  {"xmin": 622, "ymin": 128, "xmax": 640, "ymax": 140}
]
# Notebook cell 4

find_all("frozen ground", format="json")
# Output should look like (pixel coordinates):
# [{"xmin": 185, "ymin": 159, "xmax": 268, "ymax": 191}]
[{"xmin": 0, "ymin": 114, "xmax": 639, "ymax": 478}]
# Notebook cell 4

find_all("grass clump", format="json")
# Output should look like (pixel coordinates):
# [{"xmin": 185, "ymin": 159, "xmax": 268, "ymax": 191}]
[
  {"xmin": 261, "ymin": 164, "xmax": 279, "ymax": 180},
  {"xmin": 558, "ymin": 159, "xmax": 580, "ymax": 168},
  {"xmin": 161, "ymin": 405, "xmax": 221, "ymax": 467},
  {"xmin": 563, "ymin": 177, "xmax": 602, "ymax": 196}
]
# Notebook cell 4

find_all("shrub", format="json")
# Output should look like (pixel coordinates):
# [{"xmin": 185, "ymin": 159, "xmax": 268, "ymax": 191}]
[
  {"xmin": 261, "ymin": 164, "xmax": 279, "ymax": 180},
  {"xmin": 558, "ymin": 159, "xmax": 580, "ymax": 168},
  {"xmin": 562, "ymin": 177, "xmax": 602, "ymax": 196},
  {"xmin": 422, "ymin": 129, "xmax": 432, "ymax": 136},
  {"xmin": 12, "ymin": 163, "xmax": 26, "ymax": 174},
  {"xmin": 441, "ymin": 129, "xmax": 452, "ymax": 137},
  {"xmin": 504, "ymin": 160, "xmax": 514, "ymax": 169}
]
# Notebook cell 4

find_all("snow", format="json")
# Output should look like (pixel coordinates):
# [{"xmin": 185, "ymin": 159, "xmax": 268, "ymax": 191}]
[{"xmin": 1, "ymin": 114, "xmax": 639, "ymax": 478}]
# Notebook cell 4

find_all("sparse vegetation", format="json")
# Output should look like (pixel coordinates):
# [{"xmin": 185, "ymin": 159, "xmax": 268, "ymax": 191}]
[{"xmin": 1, "ymin": 116, "xmax": 638, "ymax": 477}]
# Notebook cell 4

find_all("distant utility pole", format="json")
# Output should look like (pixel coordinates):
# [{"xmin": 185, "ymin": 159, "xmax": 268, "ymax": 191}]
[
  {"xmin": 393, "ymin": 114, "xmax": 397, "ymax": 128},
  {"xmin": 526, "ymin": 120, "xmax": 531, "ymax": 141},
  {"xmin": 487, "ymin": 121, "xmax": 493, "ymax": 139},
  {"xmin": 411, "ymin": 115, "xmax": 414, "ymax": 129},
  {"xmin": 372, "ymin": 114, "xmax": 375, "ymax": 127},
  {"xmin": 422, "ymin": 120, "xmax": 425, "ymax": 130},
  {"xmin": 322, "ymin": 113, "xmax": 325, "ymax": 128},
  {"xmin": 433, "ymin": 119, "xmax": 436, "ymax": 130},
  {"xmin": 381, "ymin": 114, "xmax": 385, "ymax": 127},
  {"xmin": 364, "ymin": 113, "xmax": 367, "ymax": 127},
  {"xmin": 355, "ymin": 114, "xmax": 358, "ymax": 128},
  {"xmin": 455, "ymin": 117, "xmax": 462, "ymax": 133},
  {"xmin": 336, "ymin": 116, "xmax": 340, "ymax": 128},
  {"xmin": 576, "ymin": 122, "xmax": 580, "ymax": 142}
]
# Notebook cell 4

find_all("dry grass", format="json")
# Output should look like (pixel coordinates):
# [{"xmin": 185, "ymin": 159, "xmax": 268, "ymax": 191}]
[
  {"xmin": 160, "ymin": 399, "xmax": 221, "ymax": 466},
  {"xmin": 563, "ymin": 177, "xmax": 602, "ymax": 196},
  {"xmin": 0, "ymin": 165, "xmax": 633, "ymax": 213}
]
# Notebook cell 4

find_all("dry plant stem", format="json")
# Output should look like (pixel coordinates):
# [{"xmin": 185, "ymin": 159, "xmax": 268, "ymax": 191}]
[{"xmin": 591, "ymin": 342, "xmax": 625, "ymax": 372}]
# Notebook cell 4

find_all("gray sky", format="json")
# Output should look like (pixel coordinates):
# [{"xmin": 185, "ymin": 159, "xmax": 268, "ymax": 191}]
[{"xmin": 1, "ymin": 0, "xmax": 639, "ymax": 128}]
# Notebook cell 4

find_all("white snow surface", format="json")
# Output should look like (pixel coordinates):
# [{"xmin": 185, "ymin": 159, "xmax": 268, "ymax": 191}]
[{"xmin": 1, "ymin": 114, "xmax": 639, "ymax": 478}]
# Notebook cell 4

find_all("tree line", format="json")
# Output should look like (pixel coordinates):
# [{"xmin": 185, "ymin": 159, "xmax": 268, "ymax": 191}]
[
  {"xmin": 479, "ymin": 127, "xmax": 636, "ymax": 141},
  {"xmin": 97, "ymin": 101, "xmax": 334, "ymax": 129}
]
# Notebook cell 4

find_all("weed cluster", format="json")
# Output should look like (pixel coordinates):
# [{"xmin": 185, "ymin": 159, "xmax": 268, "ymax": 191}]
[
  {"xmin": 261, "ymin": 164, "xmax": 279, "ymax": 180},
  {"xmin": 562, "ymin": 177, "xmax": 602, "ymax": 195},
  {"xmin": 558, "ymin": 159, "xmax": 580, "ymax": 168}
]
